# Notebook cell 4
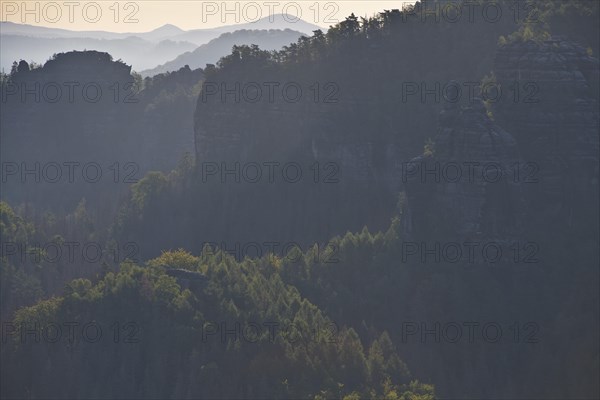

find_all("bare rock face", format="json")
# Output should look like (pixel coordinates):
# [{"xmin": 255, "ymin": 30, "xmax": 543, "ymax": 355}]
[
  {"xmin": 403, "ymin": 37, "xmax": 600, "ymax": 243},
  {"xmin": 493, "ymin": 37, "xmax": 600, "ymax": 230},
  {"xmin": 402, "ymin": 99, "xmax": 524, "ymax": 242},
  {"xmin": 193, "ymin": 83, "xmax": 403, "ymax": 244}
]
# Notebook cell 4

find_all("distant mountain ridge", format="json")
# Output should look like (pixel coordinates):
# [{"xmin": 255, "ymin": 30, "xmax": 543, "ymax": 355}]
[
  {"xmin": 0, "ymin": 34, "xmax": 197, "ymax": 72},
  {"xmin": 141, "ymin": 28, "xmax": 306, "ymax": 77},
  {"xmin": 0, "ymin": 16, "xmax": 320, "ymax": 72},
  {"xmin": 0, "ymin": 15, "xmax": 320, "ymax": 42}
]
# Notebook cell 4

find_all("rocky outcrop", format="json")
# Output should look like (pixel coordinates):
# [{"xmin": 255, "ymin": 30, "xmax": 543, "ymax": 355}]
[
  {"xmin": 403, "ymin": 37, "xmax": 600, "ymax": 243},
  {"xmin": 0, "ymin": 51, "xmax": 137, "ymax": 212},
  {"xmin": 165, "ymin": 268, "xmax": 207, "ymax": 290},
  {"xmin": 402, "ymin": 98, "xmax": 524, "ymax": 241},
  {"xmin": 493, "ymin": 37, "xmax": 600, "ymax": 229},
  {"xmin": 193, "ymin": 82, "xmax": 403, "ymax": 245}
]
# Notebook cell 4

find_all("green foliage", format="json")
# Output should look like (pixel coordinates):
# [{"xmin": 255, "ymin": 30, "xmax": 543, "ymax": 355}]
[
  {"xmin": 130, "ymin": 171, "xmax": 168, "ymax": 212},
  {"xmin": 2, "ymin": 250, "xmax": 432, "ymax": 399},
  {"xmin": 2, "ymin": 2, "xmax": 599, "ymax": 399},
  {"xmin": 0, "ymin": 201, "xmax": 34, "ymax": 245},
  {"xmin": 423, "ymin": 139, "xmax": 435, "ymax": 157},
  {"xmin": 504, "ymin": 0, "xmax": 599, "ymax": 48},
  {"xmin": 147, "ymin": 249, "xmax": 200, "ymax": 271}
]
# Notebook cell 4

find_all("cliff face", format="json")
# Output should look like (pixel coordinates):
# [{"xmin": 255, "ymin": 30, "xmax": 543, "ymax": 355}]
[
  {"xmin": 403, "ymin": 38, "xmax": 600, "ymax": 242},
  {"xmin": 193, "ymin": 37, "xmax": 599, "ymax": 246},
  {"xmin": 195, "ymin": 101, "xmax": 403, "ymax": 189},
  {"xmin": 193, "ymin": 84, "xmax": 404, "ymax": 244},
  {"xmin": 493, "ymin": 38, "xmax": 600, "ymax": 230},
  {"xmin": 403, "ymin": 99, "xmax": 523, "ymax": 241}
]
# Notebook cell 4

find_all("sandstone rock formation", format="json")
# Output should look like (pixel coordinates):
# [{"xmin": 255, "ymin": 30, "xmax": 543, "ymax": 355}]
[
  {"xmin": 403, "ymin": 37, "xmax": 600, "ymax": 246},
  {"xmin": 493, "ymin": 37, "xmax": 600, "ymax": 230},
  {"xmin": 193, "ymin": 83, "xmax": 403, "ymax": 244},
  {"xmin": 402, "ymin": 98, "xmax": 524, "ymax": 242}
]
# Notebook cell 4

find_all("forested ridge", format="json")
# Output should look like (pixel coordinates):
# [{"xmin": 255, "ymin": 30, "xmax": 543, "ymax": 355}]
[{"xmin": 1, "ymin": 0, "xmax": 599, "ymax": 399}]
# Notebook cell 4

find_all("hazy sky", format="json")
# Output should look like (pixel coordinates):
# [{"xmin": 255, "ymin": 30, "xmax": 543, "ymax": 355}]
[{"xmin": 0, "ymin": 1, "xmax": 416, "ymax": 32}]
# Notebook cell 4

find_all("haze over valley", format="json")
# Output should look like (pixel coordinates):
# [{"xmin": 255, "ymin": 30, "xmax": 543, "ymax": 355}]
[{"xmin": 1, "ymin": 1, "xmax": 599, "ymax": 399}]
